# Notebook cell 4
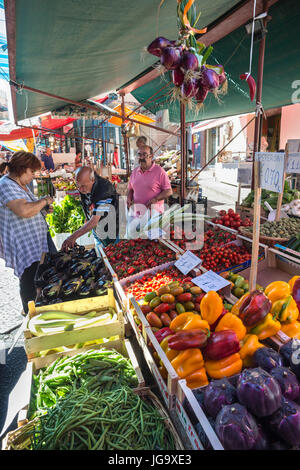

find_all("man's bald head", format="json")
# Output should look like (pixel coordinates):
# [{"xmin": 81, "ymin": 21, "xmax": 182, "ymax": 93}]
[{"xmin": 75, "ymin": 166, "xmax": 95, "ymax": 194}]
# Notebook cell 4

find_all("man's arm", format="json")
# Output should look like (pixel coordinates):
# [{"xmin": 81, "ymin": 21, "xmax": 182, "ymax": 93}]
[
  {"xmin": 146, "ymin": 188, "xmax": 173, "ymax": 207},
  {"xmin": 127, "ymin": 188, "xmax": 134, "ymax": 208},
  {"xmin": 61, "ymin": 214, "xmax": 100, "ymax": 250}
]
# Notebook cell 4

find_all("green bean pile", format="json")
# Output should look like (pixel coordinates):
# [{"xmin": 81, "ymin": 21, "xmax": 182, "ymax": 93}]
[
  {"xmin": 29, "ymin": 349, "xmax": 138, "ymax": 419},
  {"xmin": 30, "ymin": 384, "xmax": 176, "ymax": 450}
]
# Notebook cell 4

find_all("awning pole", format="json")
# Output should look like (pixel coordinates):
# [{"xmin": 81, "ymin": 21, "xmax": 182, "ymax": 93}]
[
  {"xmin": 180, "ymin": 102, "xmax": 187, "ymax": 204},
  {"xmin": 121, "ymin": 93, "xmax": 130, "ymax": 181}
]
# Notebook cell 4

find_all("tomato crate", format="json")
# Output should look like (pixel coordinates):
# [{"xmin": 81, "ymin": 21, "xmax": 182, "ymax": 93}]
[
  {"xmin": 2, "ymin": 338, "xmax": 145, "ymax": 438},
  {"xmin": 102, "ymin": 239, "xmax": 180, "ymax": 280},
  {"xmin": 23, "ymin": 289, "xmax": 126, "ymax": 359}
]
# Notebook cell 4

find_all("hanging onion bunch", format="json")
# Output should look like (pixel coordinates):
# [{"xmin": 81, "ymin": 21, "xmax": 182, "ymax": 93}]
[{"xmin": 147, "ymin": 0, "xmax": 228, "ymax": 109}]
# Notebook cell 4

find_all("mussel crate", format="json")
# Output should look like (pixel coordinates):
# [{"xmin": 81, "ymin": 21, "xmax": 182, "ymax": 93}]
[
  {"xmin": 6, "ymin": 338, "xmax": 145, "ymax": 434},
  {"xmin": 23, "ymin": 289, "xmax": 125, "ymax": 360}
]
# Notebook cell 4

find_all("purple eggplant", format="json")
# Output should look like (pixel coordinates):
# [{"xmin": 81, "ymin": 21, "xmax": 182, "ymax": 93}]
[
  {"xmin": 203, "ymin": 378, "xmax": 237, "ymax": 419},
  {"xmin": 252, "ymin": 424, "xmax": 270, "ymax": 450},
  {"xmin": 269, "ymin": 397, "xmax": 300, "ymax": 447},
  {"xmin": 253, "ymin": 347, "xmax": 284, "ymax": 372},
  {"xmin": 280, "ymin": 339, "xmax": 300, "ymax": 380},
  {"xmin": 237, "ymin": 368, "xmax": 282, "ymax": 417},
  {"xmin": 215, "ymin": 403, "xmax": 259, "ymax": 450},
  {"xmin": 270, "ymin": 367, "xmax": 300, "ymax": 401}
]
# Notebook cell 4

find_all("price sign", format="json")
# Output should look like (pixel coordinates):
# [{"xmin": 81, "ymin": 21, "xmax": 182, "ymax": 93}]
[
  {"xmin": 146, "ymin": 227, "xmax": 166, "ymax": 240},
  {"xmin": 255, "ymin": 152, "xmax": 286, "ymax": 193},
  {"xmin": 192, "ymin": 270, "xmax": 231, "ymax": 293},
  {"xmin": 287, "ymin": 153, "xmax": 300, "ymax": 174},
  {"xmin": 175, "ymin": 251, "xmax": 202, "ymax": 275},
  {"xmin": 237, "ymin": 163, "xmax": 252, "ymax": 185}
]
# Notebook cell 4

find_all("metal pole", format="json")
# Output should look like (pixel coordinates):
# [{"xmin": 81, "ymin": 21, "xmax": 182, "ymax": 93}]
[
  {"xmin": 121, "ymin": 93, "xmax": 130, "ymax": 180},
  {"xmin": 251, "ymin": 8, "xmax": 269, "ymax": 189},
  {"xmin": 180, "ymin": 102, "xmax": 187, "ymax": 204},
  {"xmin": 82, "ymin": 117, "xmax": 85, "ymax": 165}
]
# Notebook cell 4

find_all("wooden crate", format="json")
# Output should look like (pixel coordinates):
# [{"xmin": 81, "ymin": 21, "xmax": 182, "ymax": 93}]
[
  {"xmin": 24, "ymin": 289, "xmax": 125, "ymax": 359},
  {"xmin": 16, "ymin": 338, "xmax": 145, "ymax": 429}
]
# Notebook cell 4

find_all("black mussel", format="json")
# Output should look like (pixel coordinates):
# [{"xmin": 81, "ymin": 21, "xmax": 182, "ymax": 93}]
[
  {"xmin": 61, "ymin": 277, "xmax": 83, "ymax": 297},
  {"xmin": 41, "ymin": 281, "xmax": 62, "ymax": 299}
]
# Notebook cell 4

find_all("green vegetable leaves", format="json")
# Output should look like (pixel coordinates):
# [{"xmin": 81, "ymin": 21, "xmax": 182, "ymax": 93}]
[{"xmin": 46, "ymin": 195, "xmax": 85, "ymax": 236}]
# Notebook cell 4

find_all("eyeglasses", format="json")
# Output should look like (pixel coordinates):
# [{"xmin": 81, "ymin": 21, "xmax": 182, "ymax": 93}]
[{"xmin": 137, "ymin": 152, "xmax": 152, "ymax": 158}]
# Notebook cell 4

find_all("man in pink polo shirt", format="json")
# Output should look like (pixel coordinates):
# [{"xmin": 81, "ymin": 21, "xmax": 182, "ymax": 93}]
[{"xmin": 127, "ymin": 145, "xmax": 172, "ymax": 217}]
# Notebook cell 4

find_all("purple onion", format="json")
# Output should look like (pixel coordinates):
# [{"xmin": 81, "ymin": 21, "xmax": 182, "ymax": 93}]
[
  {"xmin": 195, "ymin": 85, "xmax": 209, "ymax": 103},
  {"xmin": 172, "ymin": 68, "xmax": 185, "ymax": 87},
  {"xmin": 160, "ymin": 46, "xmax": 182, "ymax": 70},
  {"xmin": 201, "ymin": 66, "xmax": 220, "ymax": 90},
  {"xmin": 147, "ymin": 37, "xmax": 172, "ymax": 57},
  {"xmin": 180, "ymin": 51, "xmax": 199, "ymax": 72},
  {"xmin": 181, "ymin": 78, "xmax": 199, "ymax": 99}
]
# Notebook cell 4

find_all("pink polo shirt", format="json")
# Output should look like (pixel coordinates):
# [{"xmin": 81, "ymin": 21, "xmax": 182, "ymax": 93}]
[{"xmin": 128, "ymin": 163, "xmax": 171, "ymax": 216}]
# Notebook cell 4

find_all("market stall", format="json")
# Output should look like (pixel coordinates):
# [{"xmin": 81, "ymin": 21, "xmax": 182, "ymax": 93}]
[{"xmin": 2, "ymin": 0, "xmax": 300, "ymax": 454}]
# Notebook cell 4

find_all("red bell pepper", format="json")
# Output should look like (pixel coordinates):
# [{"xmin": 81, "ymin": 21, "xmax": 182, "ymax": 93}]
[
  {"xmin": 168, "ymin": 329, "xmax": 209, "ymax": 351},
  {"xmin": 203, "ymin": 329, "xmax": 240, "ymax": 360},
  {"xmin": 292, "ymin": 278, "xmax": 300, "ymax": 313},
  {"xmin": 240, "ymin": 73, "xmax": 256, "ymax": 101},
  {"xmin": 154, "ymin": 327, "xmax": 174, "ymax": 344},
  {"xmin": 239, "ymin": 290, "xmax": 272, "ymax": 327}
]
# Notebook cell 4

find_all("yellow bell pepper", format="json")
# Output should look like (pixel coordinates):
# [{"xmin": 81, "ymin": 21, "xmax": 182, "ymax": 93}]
[
  {"xmin": 249, "ymin": 313, "xmax": 281, "ymax": 340},
  {"xmin": 280, "ymin": 321, "xmax": 300, "ymax": 339},
  {"xmin": 205, "ymin": 353, "xmax": 242, "ymax": 379},
  {"xmin": 239, "ymin": 334, "xmax": 265, "ymax": 367},
  {"xmin": 185, "ymin": 367, "xmax": 209, "ymax": 389},
  {"xmin": 271, "ymin": 296, "xmax": 299, "ymax": 324},
  {"xmin": 200, "ymin": 291, "xmax": 224, "ymax": 325},
  {"xmin": 264, "ymin": 281, "xmax": 291, "ymax": 304},
  {"xmin": 160, "ymin": 335, "xmax": 179, "ymax": 363},
  {"xmin": 215, "ymin": 312, "xmax": 247, "ymax": 340},
  {"xmin": 289, "ymin": 276, "xmax": 300, "ymax": 291},
  {"xmin": 231, "ymin": 292, "xmax": 250, "ymax": 316},
  {"xmin": 171, "ymin": 348, "xmax": 204, "ymax": 379}
]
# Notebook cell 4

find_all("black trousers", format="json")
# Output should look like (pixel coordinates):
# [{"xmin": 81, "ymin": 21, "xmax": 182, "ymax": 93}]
[{"xmin": 19, "ymin": 232, "xmax": 57, "ymax": 314}]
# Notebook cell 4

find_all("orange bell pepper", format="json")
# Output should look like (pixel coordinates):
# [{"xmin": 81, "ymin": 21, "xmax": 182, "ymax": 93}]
[
  {"xmin": 215, "ymin": 312, "xmax": 247, "ymax": 340},
  {"xmin": 205, "ymin": 353, "xmax": 242, "ymax": 379},
  {"xmin": 281, "ymin": 321, "xmax": 300, "ymax": 339},
  {"xmin": 185, "ymin": 367, "xmax": 209, "ymax": 389},
  {"xmin": 171, "ymin": 348, "xmax": 204, "ymax": 379},
  {"xmin": 158, "ymin": 364, "xmax": 168, "ymax": 380},
  {"xmin": 169, "ymin": 312, "xmax": 210, "ymax": 332},
  {"xmin": 160, "ymin": 335, "xmax": 179, "ymax": 363},
  {"xmin": 231, "ymin": 292, "xmax": 250, "ymax": 316},
  {"xmin": 200, "ymin": 291, "xmax": 223, "ymax": 325},
  {"xmin": 289, "ymin": 276, "xmax": 300, "ymax": 291},
  {"xmin": 264, "ymin": 281, "xmax": 291, "ymax": 304},
  {"xmin": 239, "ymin": 334, "xmax": 265, "ymax": 367}
]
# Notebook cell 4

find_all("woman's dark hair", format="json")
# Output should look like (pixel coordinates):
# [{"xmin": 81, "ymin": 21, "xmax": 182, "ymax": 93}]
[
  {"xmin": 6, "ymin": 151, "xmax": 41, "ymax": 176},
  {"xmin": 0, "ymin": 161, "xmax": 7, "ymax": 175}
]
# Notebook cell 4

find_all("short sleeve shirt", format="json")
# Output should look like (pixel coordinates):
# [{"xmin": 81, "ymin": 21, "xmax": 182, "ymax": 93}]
[
  {"xmin": 128, "ymin": 163, "xmax": 171, "ymax": 215},
  {"xmin": 80, "ymin": 174, "xmax": 119, "ymax": 244},
  {"xmin": 41, "ymin": 153, "xmax": 55, "ymax": 170},
  {"xmin": 0, "ymin": 175, "xmax": 49, "ymax": 278}
]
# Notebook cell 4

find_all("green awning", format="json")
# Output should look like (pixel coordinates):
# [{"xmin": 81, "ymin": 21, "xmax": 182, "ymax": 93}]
[
  {"xmin": 131, "ymin": 0, "xmax": 300, "ymax": 123},
  {"xmin": 10, "ymin": 0, "xmax": 241, "ymax": 121}
]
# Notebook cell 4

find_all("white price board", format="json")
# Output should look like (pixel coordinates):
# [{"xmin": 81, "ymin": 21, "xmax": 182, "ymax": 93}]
[
  {"xmin": 192, "ymin": 270, "xmax": 231, "ymax": 293},
  {"xmin": 174, "ymin": 250, "xmax": 202, "ymax": 275},
  {"xmin": 146, "ymin": 227, "xmax": 166, "ymax": 240},
  {"xmin": 255, "ymin": 152, "xmax": 285, "ymax": 193},
  {"xmin": 287, "ymin": 153, "xmax": 300, "ymax": 174},
  {"xmin": 237, "ymin": 162, "xmax": 252, "ymax": 185}
]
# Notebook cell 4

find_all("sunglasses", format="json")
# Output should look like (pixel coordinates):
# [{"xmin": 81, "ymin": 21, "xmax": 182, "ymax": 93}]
[{"xmin": 137, "ymin": 152, "xmax": 152, "ymax": 158}]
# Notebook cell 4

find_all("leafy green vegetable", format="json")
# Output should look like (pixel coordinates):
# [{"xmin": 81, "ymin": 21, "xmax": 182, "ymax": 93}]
[{"xmin": 46, "ymin": 195, "xmax": 85, "ymax": 236}]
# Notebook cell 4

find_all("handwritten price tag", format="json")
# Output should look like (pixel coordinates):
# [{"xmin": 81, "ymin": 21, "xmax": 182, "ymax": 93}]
[
  {"xmin": 146, "ymin": 228, "xmax": 166, "ymax": 240},
  {"xmin": 287, "ymin": 153, "xmax": 300, "ymax": 174},
  {"xmin": 192, "ymin": 270, "xmax": 231, "ymax": 293},
  {"xmin": 255, "ymin": 152, "xmax": 285, "ymax": 193},
  {"xmin": 175, "ymin": 251, "xmax": 202, "ymax": 275}
]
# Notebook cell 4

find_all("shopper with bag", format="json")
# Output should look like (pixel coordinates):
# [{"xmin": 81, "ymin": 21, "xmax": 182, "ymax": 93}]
[{"xmin": 0, "ymin": 151, "xmax": 56, "ymax": 314}]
